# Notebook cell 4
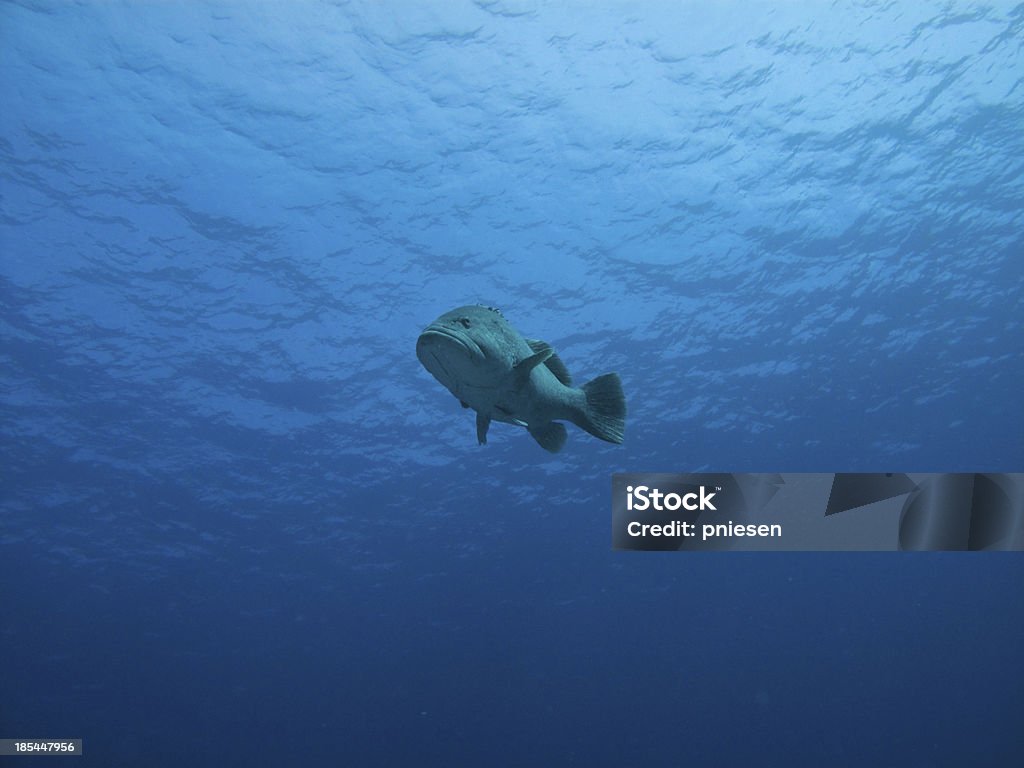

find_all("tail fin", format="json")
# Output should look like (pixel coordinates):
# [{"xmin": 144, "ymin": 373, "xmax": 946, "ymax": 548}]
[{"xmin": 575, "ymin": 373, "xmax": 626, "ymax": 444}]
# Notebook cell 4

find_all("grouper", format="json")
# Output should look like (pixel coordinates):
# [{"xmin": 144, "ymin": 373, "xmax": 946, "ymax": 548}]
[{"xmin": 416, "ymin": 305, "xmax": 626, "ymax": 452}]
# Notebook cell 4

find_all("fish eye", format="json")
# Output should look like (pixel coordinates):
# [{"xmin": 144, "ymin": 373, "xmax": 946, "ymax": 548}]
[{"xmin": 458, "ymin": 317, "xmax": 471, "ymax": 328}]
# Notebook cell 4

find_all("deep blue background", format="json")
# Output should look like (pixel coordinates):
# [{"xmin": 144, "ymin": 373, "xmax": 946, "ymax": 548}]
[{"xmin": 2, "ymin": 2, "xmax": 1023, "ymax": 765}]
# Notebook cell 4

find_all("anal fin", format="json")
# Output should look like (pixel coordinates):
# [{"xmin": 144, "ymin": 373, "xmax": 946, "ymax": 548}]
[{"xmin": 528, "ymin": 421, "xmax": 567, "ymax": 453}]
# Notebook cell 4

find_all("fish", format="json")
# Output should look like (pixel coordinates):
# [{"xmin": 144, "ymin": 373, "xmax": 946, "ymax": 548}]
[{"xmin": 416, "ymin": 305, "xmax": 626, "ymax": 452}]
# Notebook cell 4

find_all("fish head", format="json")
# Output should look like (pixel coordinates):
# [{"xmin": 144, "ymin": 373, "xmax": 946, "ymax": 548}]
[{"xmin": 416, "ymin": 305, "xmax": 514, "ymax": 394}]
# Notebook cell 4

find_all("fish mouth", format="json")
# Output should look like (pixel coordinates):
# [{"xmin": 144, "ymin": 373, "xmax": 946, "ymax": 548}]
[{"xmin": 417, "ymin": 325, "xmax": 484, "ymax": 359}]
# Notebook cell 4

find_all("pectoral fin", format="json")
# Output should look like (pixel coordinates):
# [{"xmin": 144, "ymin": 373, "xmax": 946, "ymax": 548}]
[
  {"xmin": 513, "ymin": 348, "xmax": 552, "ymax": 387},
  {"xmin": 526, "ymin": 339, "xmax": 573, "ymax": 385},
  {"xmin": 476, "ymin": 412, "xmax": 490, "ymax": 445}
]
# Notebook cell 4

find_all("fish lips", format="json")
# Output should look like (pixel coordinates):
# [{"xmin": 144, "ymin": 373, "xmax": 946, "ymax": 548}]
[
  {"xmin": 416, "ymin": 325, "xmax": 485, "ymax": 361},
  {"xmin": 413, "ymin": 325, "xmax": 489, "ymax": 393}
]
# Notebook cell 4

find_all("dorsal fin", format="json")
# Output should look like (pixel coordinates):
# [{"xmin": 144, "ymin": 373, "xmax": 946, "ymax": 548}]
[{"xmin": 526, "ymin": 339, "xmax": 573, "ymax": 386}]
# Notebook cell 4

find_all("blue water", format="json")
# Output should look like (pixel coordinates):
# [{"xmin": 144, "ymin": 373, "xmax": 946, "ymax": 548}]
[{"xmin": 2, "ymin": 1, "xmax": 1023, "ymax": 765}]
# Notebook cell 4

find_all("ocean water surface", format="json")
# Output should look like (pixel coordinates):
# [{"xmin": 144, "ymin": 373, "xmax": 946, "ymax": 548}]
[{"xmin": 2, "ymin": 1, "xmax": 1023, "ymax": 765}]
